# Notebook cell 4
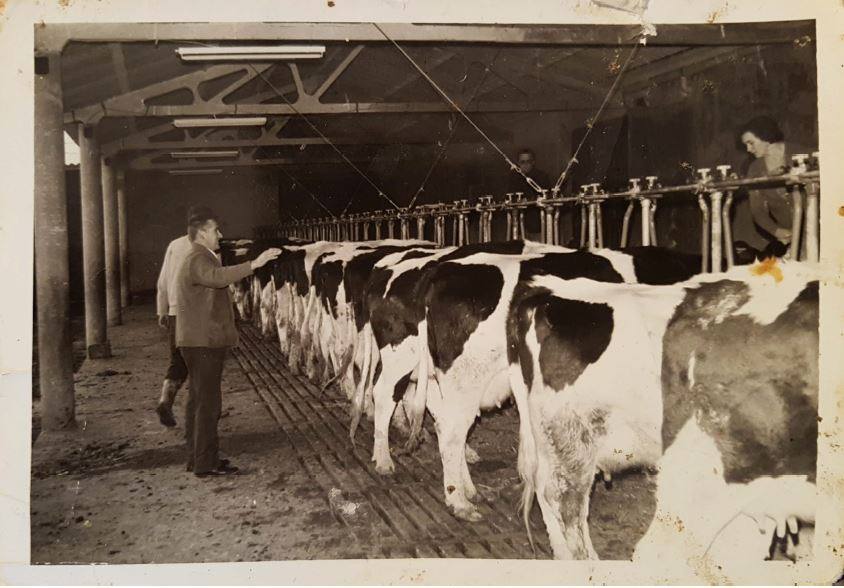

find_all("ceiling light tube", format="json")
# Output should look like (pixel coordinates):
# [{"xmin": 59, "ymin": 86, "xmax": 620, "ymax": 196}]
[
  {"xmin": 170, "ymin": 150, "xmax": 239, "ymax": 159},
  {"xmin": 172, "ymin": 117, "xmax": 267, "ymax": 128},
  {"xmin": 176, "ymin": 45, "xmax": 325, "ymax": 61},
  {"xmin": 168, "ymin": 168, "xmax": 224, "ymax": 176}
]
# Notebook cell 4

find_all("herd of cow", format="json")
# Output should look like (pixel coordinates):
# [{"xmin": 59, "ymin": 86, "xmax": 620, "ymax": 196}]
[{"xmin": 220, "ymin": 236, "xmax": 818, "ymax": 566}]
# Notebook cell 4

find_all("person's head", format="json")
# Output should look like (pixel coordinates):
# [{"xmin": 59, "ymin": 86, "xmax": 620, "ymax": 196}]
[
  {"xmin": 187, "ymin": 206, "xmax": 222, "ymax": 250},
  {"xmin": 739, "ymin": 116, "xmax": 785, "ymax": 159},
  {"xmin": 516, "ymin": 148, "xmax": 536, "ymax": 175}
]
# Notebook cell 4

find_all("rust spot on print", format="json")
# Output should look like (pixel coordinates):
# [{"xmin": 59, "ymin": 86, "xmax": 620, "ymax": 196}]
[
  {"xmin": 0, "ymin": 0, "xmax": 5, "ymax": 16},
  {"xmin": 446, "ymin": 485, "xmax": 455, "ymax": 494},
  {"xmin": 327, "ymin": 0, "xmax": 335, "ymax": 5},
  {"xmin": 706, "ymin": 4, "xmax": 728, "ymax": 23},
  {"xmin": 750, "ymin": 257, "xmax": 783, "ymax": 283},
  {"xmin": 58, "ymin": 0, "xmax": 71, "ymax": 6},
  {"xmin": 838, "ymin": 205, "xmax": 844, "ymax": 217}
]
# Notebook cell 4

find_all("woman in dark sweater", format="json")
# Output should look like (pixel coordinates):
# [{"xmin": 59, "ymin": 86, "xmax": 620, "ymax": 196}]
[{"xmin": 739, "ymin": 116, "xmax": 812, "ymax": 251}]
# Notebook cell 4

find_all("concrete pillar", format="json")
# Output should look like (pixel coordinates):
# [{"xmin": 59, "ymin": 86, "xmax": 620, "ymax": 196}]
[
  {"xmin": 101, "ymin": 158, "xmax": 121, "ymax": 325},
  {"xmin": 117, "ymin": 169, "xmax": 130, "ymax": 307},
  {"xmin": 79, "ymin": 123, "xmax": 111, "ymax": 358},
  {"xmin": 34, "ymin": 52, "xmax": 75, "ymax": 429}
]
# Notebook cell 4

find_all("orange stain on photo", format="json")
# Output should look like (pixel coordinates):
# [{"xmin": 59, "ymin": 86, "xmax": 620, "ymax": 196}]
[{"xmin": 750, "ymin": 257, "xmax": 784, "ymax": 283}]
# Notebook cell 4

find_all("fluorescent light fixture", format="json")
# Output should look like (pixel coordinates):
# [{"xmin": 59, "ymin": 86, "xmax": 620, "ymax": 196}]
[
  {"xmin": 170, "ymin": 150, "xmax": 239, "ymax": 159},
  {"xmin": 172, "ymin": 117, "xmax": 267, "ymax": 128},
  {"xmin": 176, "ymin": 45, "xmax": 325, "ymax": 61},
  {"xmin": 168, "ymin": 168, "xmax": 224, "ymax": 176}
]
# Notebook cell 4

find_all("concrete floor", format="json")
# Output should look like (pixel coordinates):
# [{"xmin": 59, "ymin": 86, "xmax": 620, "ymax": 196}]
[
  {"xmin": 30, "ymin": 302, "xmax": 660, "ymax": 564},
  {"xmin": 30, "ymin": 304, "xmax": 366, "ymax": 564}
]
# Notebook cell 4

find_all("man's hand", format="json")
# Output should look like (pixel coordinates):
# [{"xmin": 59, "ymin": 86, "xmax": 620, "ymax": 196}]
[
  {"xmin": 250, "ymin": 248, "xmax": 282, "ymax": 270},
  {"xmin": 158, "ymin": 315, "xmax": 169, "ymax": 329}
]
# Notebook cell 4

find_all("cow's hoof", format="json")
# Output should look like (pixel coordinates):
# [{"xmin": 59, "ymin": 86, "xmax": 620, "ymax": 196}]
[
  {"xmin": 465, "ymin": 445, "xmax": 481, "ymax": 464},
  {"xmin": 452, "ymin": 505, "xmax": 483, "ymax": 522},
  {"xmin": 374, "ymin": 461, "xmax": 395, "ymax": 476},
  {"xmin": 464, "ymin": 485, "xmax": 478, "ymax": 502}
]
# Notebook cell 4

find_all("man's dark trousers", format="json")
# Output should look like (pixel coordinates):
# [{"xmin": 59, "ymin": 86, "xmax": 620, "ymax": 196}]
[
  {"xmin": 180, "ymin": 346, "xmax": 227, "ymax": 473},
  {"xmin": 166, "ymin": 316, "xmax": 188, "ymax": 382}
]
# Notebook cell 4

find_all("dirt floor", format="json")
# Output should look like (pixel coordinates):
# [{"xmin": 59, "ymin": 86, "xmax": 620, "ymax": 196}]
[{"xmin": 30, "ymin": 303, "xmax": 658, "ymax": 564}]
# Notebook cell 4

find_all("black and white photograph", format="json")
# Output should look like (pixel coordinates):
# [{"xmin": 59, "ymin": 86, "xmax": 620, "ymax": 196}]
[{"xmin": 3, "ymin": 0, "xmax": 844, "ymax": 584}]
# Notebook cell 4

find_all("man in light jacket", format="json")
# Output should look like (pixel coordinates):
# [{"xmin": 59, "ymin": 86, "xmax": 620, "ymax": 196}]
[{"xmin": 175, "ymin": 207, "xmax": 280, "ymax": 476}]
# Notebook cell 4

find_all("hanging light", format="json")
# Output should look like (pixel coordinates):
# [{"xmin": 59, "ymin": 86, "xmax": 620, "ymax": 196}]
[
  {"xmin": 170, "ymin": 150, "xmax": 239, "ymax": 159},
  {"xmin": 176, "ymin": 45, "xmax": 326, "ymax": 61},
  {"xmin": 168, "ymin": 169, "xmax": 224, "ymax": 176},
  {"xmin": 172, "ymin": 117, "xmax": 267, "ymax": 128}
]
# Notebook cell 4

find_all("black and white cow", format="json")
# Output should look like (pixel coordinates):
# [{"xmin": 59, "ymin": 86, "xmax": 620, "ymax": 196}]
[
  {"xmin": 355, "ymin": 242, "xmax": 551, "ymax": 456},
  {"xmin": 305, "ymin": 240, "xmax": 436, "ymax": 399},
  {"xmin": 218, "ymin": 237, "xmax": 309, "ymax": 324},
  {"xmin": 367, "ymin": 243, "xmax": 700, "ymax": 521},
  {"xmin": 508, "ymin": 260, "xmax": 818, "ymax": 562}
]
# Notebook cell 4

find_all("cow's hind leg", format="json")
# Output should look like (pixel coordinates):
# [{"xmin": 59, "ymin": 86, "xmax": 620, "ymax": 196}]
[
  {"xmin": 370, "ymin": 363, "xmax": 402, "ymax": 475},
  {"xmin": 531, "ymin": 404, "xmax": 600, "ymax": 560},
  {"xmin": 427, "ymin": 391, "xmax": 481, "ymax": 522}
]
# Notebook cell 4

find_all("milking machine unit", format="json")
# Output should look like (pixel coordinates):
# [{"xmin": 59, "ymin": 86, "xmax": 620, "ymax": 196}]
[{"xmin": 279, "ymin": 154, "xmax": 820, "ymax": 270}]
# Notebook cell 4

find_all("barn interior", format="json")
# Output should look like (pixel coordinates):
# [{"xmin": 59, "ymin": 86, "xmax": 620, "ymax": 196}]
[{"xmin": 31, "ymin": 20, "xmax": 819, "ymax": 565}]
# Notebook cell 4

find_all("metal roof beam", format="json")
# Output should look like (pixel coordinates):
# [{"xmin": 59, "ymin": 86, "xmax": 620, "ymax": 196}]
[
  {"xmin": 84, "ymin": 100, "xmax": 603, "ymax": 118},
  {"xmin": 36, "ymin": 21, "xmax": 814, "ymax": 52},
  {"xmin": 105, "ymin": 134, "xmax": 445, "ymax": 153},
  {"xmin": 131, "ymin": 153, "xmax": 373, "ymax": 171}
]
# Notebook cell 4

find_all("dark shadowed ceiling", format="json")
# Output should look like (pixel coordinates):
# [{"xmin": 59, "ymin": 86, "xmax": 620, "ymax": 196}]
[{"xmin": 49, "ymin": 21, "xmax": 814, "ymax": 172}]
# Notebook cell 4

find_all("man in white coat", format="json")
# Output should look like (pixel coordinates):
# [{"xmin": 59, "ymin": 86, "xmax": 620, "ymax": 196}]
[{"xmin": 154, "ymin": 207, "xmax": 201, "ymax": 427}]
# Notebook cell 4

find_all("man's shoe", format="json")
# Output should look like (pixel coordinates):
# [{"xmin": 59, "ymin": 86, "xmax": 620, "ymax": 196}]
[
  {"xmin": 156, "ymin": 402, "xmax": 177, "ymax": 428},
  {"xmin": 186, "ymin": 458, "xmax": 230, "ymax": 473},
  {"xmin": 195, "ymin": 463, "xmax": 239, "ymax": 477}
]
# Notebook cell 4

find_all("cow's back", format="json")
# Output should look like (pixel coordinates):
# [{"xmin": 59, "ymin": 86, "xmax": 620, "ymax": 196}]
[{"xmin": 661, "ymin": 279, "xmax": 819, "ymax": 482}]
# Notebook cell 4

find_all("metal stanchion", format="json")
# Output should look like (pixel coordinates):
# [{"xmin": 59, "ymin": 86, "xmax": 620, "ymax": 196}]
[
  {"xmin": 400, "ymin": 215, "xmax": 410, "ymax": 240},
  {"xmin": 710, "ymin": 190, "xmax": 724, "ymax": 273},
  {"xmin": 648, "ymin": 199, "xmax": 658, "ymax": 247},
  {"xmin": 504, "ymin": 193, "xmax": 513, "ymax": 239},
  {"xmin": 805, "ymin": 180, "xmax": 819, "ymax": 263},
  {"xmin": 698, "ymin": 194, "xmax": 710, "ymax": 273},
  {"xmin": 594, "ymin": 191, "xmax": 604, "ymax": 249},
  {"xmin": 805, "ymin": 151, "xmax": 820, "ymax": 262},
  {"xmin": 451, "ymin": 205, "xmax": 459, "ymax": 246},
  {"xmin": 642, "ymin": 177, "xmax": 660, "ymax": 247},
  {"xmin": 722, "ymin": 191, "xmax": 735, "ymax": 268},
  {"xmin": 788, "ymin": 183, "xmax": 804, "ymax": 262},
  {"xmin": 549, "ymin": 188, "xmax": 561, "ymax": 245},
  {"xmin": 620, "ymin": 178, "xmax": 639, "ymax": 248},
  {"xmin": 788, "ymin": 154, "xmax": 811, "ymax": 261},
  {"xmin": 539, "ymin": 192, "xmax": 547, "ymax": 243},
  {"xmin": 477, "ymin": 196, "xmax": 493, "ymax": 243},
  {"xmin": 587, "ymin": 203, "xmax": 597, "ymax": 250},
  {"xmin": 714, "ymin": 166, "xmax": 734, "ymax": 269}
]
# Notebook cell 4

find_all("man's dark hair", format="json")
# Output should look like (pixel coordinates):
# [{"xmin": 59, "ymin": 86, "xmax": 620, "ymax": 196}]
[
  {"xmin": 516, "ymin": 148, "xmax": 536, "ymax": 161},
  {"xmin": 739, "ymin": 116, "xmax": 785, "ymax": 144},
  {"xmin": 187, "ymin": 206, "xmax": 217, "ymax": 241}
]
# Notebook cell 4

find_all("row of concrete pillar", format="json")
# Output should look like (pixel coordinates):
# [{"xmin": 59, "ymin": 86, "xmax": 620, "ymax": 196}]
[{"xmin": 35, "ymin": 53, "xmax": 130, "ymax": 431}]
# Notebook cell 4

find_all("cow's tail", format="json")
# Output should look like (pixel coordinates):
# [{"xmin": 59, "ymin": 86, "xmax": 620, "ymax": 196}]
[
  {"xmin": 348, "ymin": 327, "xmax": 372, "ymax": 443},
  {"xmin": 510, "ymin": 355, "xmax": 539, "ymax": 555},
  {"xmin": 323, "ymin": 344, "xmax": 354, "ymax": 393},
  {"xmin": 403, "ymin": 318, "xmax": 431, "ymax": 453}
]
